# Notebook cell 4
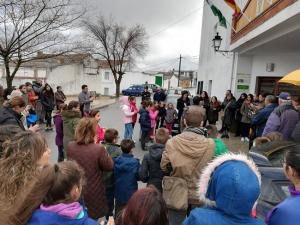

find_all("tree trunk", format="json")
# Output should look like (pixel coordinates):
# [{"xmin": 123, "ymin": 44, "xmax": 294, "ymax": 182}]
[
  {"xmin": 115, "ymin": 81, "xmax": 121, "ymax": 98},
  {"xmin": 4, "ymin": 59, "xmax": 12, "ymax": 89}
]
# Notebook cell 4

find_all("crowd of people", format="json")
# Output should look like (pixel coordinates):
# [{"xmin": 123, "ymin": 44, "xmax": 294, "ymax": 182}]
[{"xmin": 0, "ymin": 81, "xmax": 299, "ymax": 225}]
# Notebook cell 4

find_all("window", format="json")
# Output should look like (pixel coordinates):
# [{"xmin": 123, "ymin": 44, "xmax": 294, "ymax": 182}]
[
  {"xmin": 256, "ymin": 0, "xmax": 265, "ymax": 16},
  {"xmin": 104, "ymin": 72, "xmax": 110, "ymax": 80}
]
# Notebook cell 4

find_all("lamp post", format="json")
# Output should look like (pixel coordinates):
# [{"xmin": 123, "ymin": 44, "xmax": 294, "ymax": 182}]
[{"xmin": 212, "ymin": 32, "xmax": 230, "ymax": 53}]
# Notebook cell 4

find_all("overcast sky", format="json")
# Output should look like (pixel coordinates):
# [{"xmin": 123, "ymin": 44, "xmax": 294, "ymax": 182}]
[{"xmin": 82, "ymin": 0, "xmax": 203, "ymax": 71}]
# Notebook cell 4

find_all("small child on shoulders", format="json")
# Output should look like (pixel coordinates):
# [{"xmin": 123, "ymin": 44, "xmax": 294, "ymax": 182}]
[
  {"xmin": 206, "ymin": 124, "xmax": 229, "ymax": 157},
  {"xmin": 114, "ymin": 139, "xmax": 140, "ymax": 217},
  {"xmin": 139, "ymin": 128, "xmax": 170, "ymax": 192}
]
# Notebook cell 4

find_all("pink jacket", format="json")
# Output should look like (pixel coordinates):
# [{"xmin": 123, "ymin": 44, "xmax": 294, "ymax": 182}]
[
  {"xmin": 149, "ymin": 109, "xmax": 158, "ymax": 128},
  {"xmin": 96, "ymin": 124, "xmax": 105, "ymax": 144},
  {"xmin": 120, "ymin": 96, "xmax": 135, "ymax": 124}
]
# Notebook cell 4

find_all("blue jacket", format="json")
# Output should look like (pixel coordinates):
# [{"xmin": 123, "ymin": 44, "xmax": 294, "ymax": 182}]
[
  {"xmin": 183, "ymin": 159, "xmax": 265, "ymax": 225},
  {"xmin": 114, "ymin": 153, "xmax": 140, "ymax": 204},
  {"xmin": 251, "ymin": 103, "xmax": 277, "ymax": 137},
  {"xmin": 139, "ymin": 108, "xmax": 151, "ymax": 132},
  {"xmin": 27, "ymin": 209, "xmax": 98, "ymax": 225}
]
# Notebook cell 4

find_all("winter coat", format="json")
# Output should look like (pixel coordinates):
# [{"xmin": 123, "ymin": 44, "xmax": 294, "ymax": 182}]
[
  {"xmin": 114, "ymin": 153, "xmax": 140, "ymax": 204},
  {"xmin": 141, "ymin": 91, "xmax": 151, "ymax": 101},
  {"xmin": 67, "ymin": 142, "xmax": 114, "ymax": 219},
  {"xmin": 263, "ymin": 103, "xmax": 299, "ymax": 140},
  {"xmin": 53, "ymin": 112, "xmax": 63, "ymax": 146},
  {"xmin": 95, "ymin": 124, "xmax": 105, "ymax": 144},
  {"xmin": 153, "ymin": 91, "xmax": 166, "ymax": 102},
  {"xmin": 139, "ymin": 108, "xmax": 151, "ymax": 132},
  {"xmin": 62, "ymin": 110, "xmax": 81, "ymax": 155},
  {"xmin": 207, "ymin": 102, "xmax": 221, "ymax": 124},
  {"xmin": 251, "ymin": 103, "xmax": 277, "ymax": 137},
  {"xmin": 28, "ymin": 91, "xmax": 37, "ymax": 109},
  {"xmin": 41, "ymin": 91, "xmax": 55, "ymax": 111},
  {"xmin": 160, "ymin": 131, "xmax": 215, "ymax": 204},
  {"xmin": 177, "ymin": 97, "xmax": 190, "ymax": 121},
  {"xmin": 292, "ymin": 121, "xmax": 300, "ymax": 143},
  {"xmin": 139, "ymin": 143, "xmax": 168, "ymax": 192},
  {"xmin": 120, "ymin": 96, "xmax": 135, "ymax": 124},
  {"xmin": 0, "ymin": 107, "xmax": 25, "ymax": 130},
  {"xmin": 27, "ymin": 208, "xmax": 98, "ymax": 225},
  {"xmin": 130, "ymin": 101, "xmax": 138, "ymax": 124},
  {"xmin": 157, "ymin": 106, "xmax": 167, "ymax": 119},
  {"xmin": 266, "ymin": 186, "xmax": 300, "ymax": 225},
  {"xmin": 149, "ymin": 109, "xmax": 158, "ymax": 128},
  {"xmin": 55, "ymin": 91, "xmax": 66, "ymax": 108},
  {"xmin": 241, "ymin": 102, "xmax": 252, "ymax": 124},
  {"xmin": 183, "ymin": 153, "xmax": 264, "ymax": 225},
  {"xmin": 78, "ymin": 91, "xmax": 93, "ymax": 113},
  {"xmin": 223, "ymin": 98, "xmax": 236, "ymax": 127},
  {"xmin": 165, "ymin": 108, "xmax": 177, "ymax": 124},
  {"xmin": 234, "ymin": 99, "xmax": 245, "ymax": 121}
]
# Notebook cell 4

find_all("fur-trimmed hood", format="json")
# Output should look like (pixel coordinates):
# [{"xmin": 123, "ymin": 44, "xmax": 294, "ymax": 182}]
[{"xmin": 198, "ymin": 153, "xmax": 261, "ymax": 219}]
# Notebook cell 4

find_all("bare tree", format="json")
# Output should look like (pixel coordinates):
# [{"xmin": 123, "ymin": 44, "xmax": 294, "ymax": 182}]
[
  {"xmin": 0, "ymin": 0, "xmax": 84, "ymax": 89},
  {"xmin": 85, "ymin": 17, "xmax": 148, "ymax": 97}
]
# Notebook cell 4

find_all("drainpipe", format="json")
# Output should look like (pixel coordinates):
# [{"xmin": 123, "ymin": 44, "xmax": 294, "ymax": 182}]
[{"xmin": 230, "ymin": 52, "xmax": 236, "ymax": 94}]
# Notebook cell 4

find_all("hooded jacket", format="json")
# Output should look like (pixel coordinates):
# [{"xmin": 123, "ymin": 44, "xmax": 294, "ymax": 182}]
[
  {"xmin": 114, "ymin": 153, "xmax": 140, "ymax": 204},
  {"xmin": 139, "ymin": 143, "xmax": 168, "ymax": 192},
  {"xmin": 0, "ymin": 106, "xmax": 25, "ymax": 130},
  {"xmin": 183, "ymin": 153, "xmax": 265, "ymax": 225},
  {"xmin": 139, "ymin": 108, "xmax": 151, "ymax": 132},
  {"xmin": 160, "ymin": 131, "xmax": 215, "ymax": 204},
  {"xmin": 120, "ymin": 96, "xmax": 135, "ymax": 124}
]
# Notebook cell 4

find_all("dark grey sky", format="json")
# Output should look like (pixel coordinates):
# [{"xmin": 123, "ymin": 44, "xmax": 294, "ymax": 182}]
[{"xmin": 82, "ymin": 0, "xmax": 203, "ymax": 70}]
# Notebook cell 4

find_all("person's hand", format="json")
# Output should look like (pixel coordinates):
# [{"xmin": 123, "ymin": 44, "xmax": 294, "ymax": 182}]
[
  {"xmin": 100, "ymin": 217, "xmax": 115, "ymax": 225},
  {"xmin": 29, "ymin": 124, "xmax": 40, "ymax": 132}
]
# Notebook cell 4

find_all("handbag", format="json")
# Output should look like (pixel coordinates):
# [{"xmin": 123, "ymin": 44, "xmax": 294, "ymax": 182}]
[{"xmin": 162, "ymin": 176, "xmax": 188, "ymax": 210}]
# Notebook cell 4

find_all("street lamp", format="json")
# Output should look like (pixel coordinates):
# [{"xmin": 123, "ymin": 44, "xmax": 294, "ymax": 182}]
[{"xmin": 212, "ymin": 32, "xmax": 230, "ymax": 53}]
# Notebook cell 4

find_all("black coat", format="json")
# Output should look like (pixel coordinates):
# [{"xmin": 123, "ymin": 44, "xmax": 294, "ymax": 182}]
[
  {"xmin": 139, "ymin": 143, "xmax": 168, "ymax": 192},
  {"xmin": 153, "ymin": 92, "xmax": 166, "ymax": 102},
  {"xmin": 141, "ymin": 91, "xmax": 151, "ymax": 101},
  {"xmin": 41, "ymin": 92, "xmax": 55, "ymax": 111},
  {"xmin": 0, "ymin": 107, "xmax": 25, "ymax": 130},
  {"xmin": 177, "ymin": 97, "xmax": 190, "ymax": 121},
  {"xmin": 139, "ymin": 108, "xmax": 151, "ymax": 132}
]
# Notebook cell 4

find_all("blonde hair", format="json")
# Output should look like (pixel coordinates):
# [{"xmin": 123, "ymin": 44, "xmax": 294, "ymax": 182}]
[{"xmin": 75, "ymin": 118, "xmax": 97, "ymax": 145}]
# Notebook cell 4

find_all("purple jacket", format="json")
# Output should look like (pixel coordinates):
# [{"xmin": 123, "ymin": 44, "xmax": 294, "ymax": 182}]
[
  {"xmin": 53, "ymin": 113, "xmax": 63, "ymax": 146},
  {"xmin": 263, "ymin": 103, "xmax": 299, "ymax": 140}
]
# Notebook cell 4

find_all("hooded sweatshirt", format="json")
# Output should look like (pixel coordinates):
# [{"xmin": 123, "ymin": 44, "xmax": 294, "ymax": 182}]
[
  {"xmin": 160, "ymin": 131, "xmax": 215, "ymax": 203},
  {"xmin": 120, "ymin": 96, "xmax": 135, "ymax": 124},
  {"xmin": 183, "ymin": 153, "xmax": 265, "ymax": 225}
]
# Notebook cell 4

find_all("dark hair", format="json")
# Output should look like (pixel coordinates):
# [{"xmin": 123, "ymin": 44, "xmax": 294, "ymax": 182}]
[
  {"xmin": 89, "ymin": 109, "xmax": 100, "ymax": 118},
  {"xmin": 81, "ymin": 84, "xmax": 87, "ymax": 90},
  {"xmin": 201, "ymin": 91, "xmax": 209, "ymax": 100},
  {"xmin": 67, "ymin": 101, "xmax": 79, "ymax": 110},
  {"xmin": 120, "ymin": 139, "xmax": 135, "ymax": 154},
  {"xmin": 259, "ymin": 92, "xmax": 270, "ymax": 98},
  {"xmin": 285, "ymin": 145, "xmax": 300, "ymax": 177},
  {"xmin": 19, "ymin": 84, "xmax": 26, "ymax": 90},
  {"xmin": 104, "ymin": 129, "xmax": 119, "ymax": 143},
  {"xmin": 75, "ymin": 118, "xmax": 97, "ymax": 145},
  {"xmin": 155, "ymin": 128, "xmax": 169, "ymax": 144},
  {"xmin": 181, "ymin": 90, "xmax": 188, "ymax": 97},
  {"xmin": 58, "ymin": 103, "xmax": 67, "ymax": 111},
  {"xmin": 8, "ymin": 96, "xmax": 26, "ymax": 108},
  {"xmin": 56, "ymin": 86, "xmax": 62, "ymax": 90},
  {"xmin": 240, "ymin": 93, "xmax": 247, "ymax": 99},
  {"xmin": 193, "ymin": 96, "xmax": 201, "ymax": 105},
  {"xmin": 25, "ymin": 82, "xmax": 32, "ymax": 87},
  {"xmin": 144, "ymin": 86, "xmax": 148, "ymax": 90},
  {"xmin": 248, "ymin": 94, "xmax": 254, "ymax": 102},
  {"xmin": 292, "ymin": 95, "xmax": 300, "ymax": 104},
  {"xmin": 128, "ymin": 96, "xmax": 136, "ymax": 101},
  {"xmin": 43, "ymin": 83, "xmax": 54, "ymax": 96},
  {"xmin": 141, "ymin": 100, "xmax": 152, "ymax": 109},
  {"xmin": 120, "ymin": 187, "xmax": 168, "ymax": 225}
]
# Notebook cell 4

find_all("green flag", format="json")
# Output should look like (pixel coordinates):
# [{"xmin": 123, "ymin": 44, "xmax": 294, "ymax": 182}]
[{"xmin": 210, "ymin": 4, "xmax": 227, "ymax": 28}]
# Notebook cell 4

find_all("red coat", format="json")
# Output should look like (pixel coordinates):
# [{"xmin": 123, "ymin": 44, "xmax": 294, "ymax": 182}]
[
  {"xmin": 95, "ymin": 124, "xmax": 105, "ymax": 144},
  {"xmin": 67, "ymin": 142, "xmax": 114, "ymax": 219},
  {"xmin": 130, "ymin": 102, "xmax": 138, "ymax": 124}
]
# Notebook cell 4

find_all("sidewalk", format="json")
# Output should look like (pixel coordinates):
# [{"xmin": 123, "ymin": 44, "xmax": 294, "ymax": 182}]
[{"xmin": 66, "ymin": 96, "xmax": 116, "ymax": 110}]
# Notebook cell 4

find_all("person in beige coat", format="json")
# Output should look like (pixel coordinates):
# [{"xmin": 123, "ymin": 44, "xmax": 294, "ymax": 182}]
[{"xmin": 161, "ymin": 105, "xmax": 215, "ymax": 225}]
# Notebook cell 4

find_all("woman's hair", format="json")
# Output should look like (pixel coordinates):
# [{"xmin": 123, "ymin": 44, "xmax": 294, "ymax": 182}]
[
  {"xmin": 0, "ymin": 131, "xmax": 48, "ymax": 208},
  {"xmin": 201, "ymin": 91, "xmax": 209, "ymax": 100},
  {"xmin": 248, "ymin": 94, "xmax": 254, "ymax": 102},
  {"xmin": 75, "ymin": 118, "xmax": 97, "ymax": 145},
  {"xmin": 58, "ymin": 103, "xmax": 67, "ymax": 111},
  {"xmin": 0, "ymin": 125, "xmax": 22, "ymax": 156},
  {"xmin": 240, "ymin": 93, "xmax": 247, "ymax": 99},
  {"xmin": 128, "ymin": 96, "xmax": 135, "ymax": 101},
  {"xmin": 67, "ymin": 100, "xmax": 79, "ymax": 110},
  {"xmin": 11, "ymin": 161, "xmax": 85, "ymax": 225},
  {"xmin": 89, "ymin": 109, "xmax": 100, "ymax": 118},
  {"xmin": 285, "ymin": 145, "xmax": 300, "ymax": 178},
  {"xmin": 119, "ymin": 187, "xmax": 168, "ymax": 225},
  {"xmin": 43, "ymin": 83, "xmax": 54, "ymax": 95},
  {"xmin": 211, "ymin": 96, "xmax": 218, "ymax": 102},
  {"xmin": 7, "ymin": 96, "xmax": 26, "ymax": 108}
]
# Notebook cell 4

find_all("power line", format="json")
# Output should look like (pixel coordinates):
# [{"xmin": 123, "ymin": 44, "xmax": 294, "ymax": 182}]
[{"xmin": 139, "ymin": 57, "xmax": 179, "ymax": 71}]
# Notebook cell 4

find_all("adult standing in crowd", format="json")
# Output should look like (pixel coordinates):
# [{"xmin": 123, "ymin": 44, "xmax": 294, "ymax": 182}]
[
  {"xmin": 240, "ymin": 94, "xmax": 254, "ymax": 142},
  {"xmin": 55, "ymin": 86, "xmax": 66, "ymax": 109},
  {"xmin": 192, "ymin": 96, "xmax": 206, "ymax": 123},
  {"xmin": 161, "ymin": 106, "xmax": 215, "ymax": 225},
  {"xmin": 207, "ymin": 96, "xmax": 221, "ymax": 125},
  {"xmin": 263, "ymin": 92, "xmax": 299, "ymax": 140},
  {"xmin": 41, "ymin": 84, "xmax": 55, "ymax": 131},
  {"xmin": 153, "ymin": 87, "xmax": 166, "ymax": 103},
  {"xmin": 68, "ymin": 118, "xmax": 114, "ymax": 219},
  {"xmin": 79, "ymin": 84, "xmax": 94, "ymax": 117},
  {"xmin": 220, "ymin": 93, "xmax": 236, "ymax": 138},
  {"xmin": 177, "ymin": 90, "xmax": 190, "ymax": 123},
  {"xmin": 32, "ymin": 80, "xmax": 45, "ymax": 124},
  {"xmin": 19, "ymin": 84, "xmax": 28, "ymax": 105},
  {"xmin": 251, "ymin": 95, "xmax": 277, "ymax": 137},
  {"xmin": 200, "ymin": 91, "xmax": 210, "ymax": 126},
  {"xmin": 266, "ymin": 145, "xmax": 300, "ymax": 225},
  {"xmin": 26, "ymin": 82, "xmax": 38, "ymax": 111},
  {"xmin": 141, "ymin": 86, "xmax": 151, "ymax": 101},
  {"xmin": 233, "ymin": 93, "xmax": 247, "ymax": 137}
]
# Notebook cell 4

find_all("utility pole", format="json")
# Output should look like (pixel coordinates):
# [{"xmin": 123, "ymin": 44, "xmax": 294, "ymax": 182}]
[{"xmin": 177, "ymin": 54, "xmax": 182, "ymax": 87}]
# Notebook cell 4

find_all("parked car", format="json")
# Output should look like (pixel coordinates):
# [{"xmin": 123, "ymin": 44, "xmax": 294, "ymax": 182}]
[{"xmin": 122, "ymin": 85, "xmax": 144, "ymax": 96}]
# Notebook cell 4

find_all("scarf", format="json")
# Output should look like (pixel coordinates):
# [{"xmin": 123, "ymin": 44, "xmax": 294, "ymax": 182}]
[
  {"xmin": 40, "ymin": 202, "xmax": 84, "ymax": 219},
  {"xmin": 183, "ymin": 127, "xmax": 208, "ymax": 137}
]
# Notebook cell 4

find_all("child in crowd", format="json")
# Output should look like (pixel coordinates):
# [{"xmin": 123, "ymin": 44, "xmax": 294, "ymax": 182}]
[
  {"xmin": 139, "ymin": 128, "xmax": 170, "ymax": 192},
  {"xmin": 114, "ymin": 139, "xmax": 140, "ymax": 217},
  {"xmin": 102, "ymin": 129, "xmax": 122, "ymax": 218},
  {"xmin": 120, "ymin": 96, "xmax": 137, "ymax": 139},
  {"xmin": 165, "ymin": 103, "xmax": 177, "ymax": 135},
  {"xmin": 156, "ymin": 101, "xmax": 167, "ymax": 129},
  {"xmin": 89, "ymin": 109, "xmax": 105, "ymax": 144},
  {"xmin": 149, "ymin": 101, "xmax": 159, "ymax": 139},
  {"xmin": 129, "ymin": 96, "xmax": 138, "ymax": 129},
  {"xmin": 139, "ymin": 101, "xmax": 151, "ymax": 150},
  {"xmin": 206, "ymin": 125, "xmax": 229, "ymax": 157},
  {"xmin": 16, "ymin": 161, "xmax": 100, "ymax": 225},
  {"xmin": 53, "ymin": 103, "xmax": 67, "ymax": 162}
]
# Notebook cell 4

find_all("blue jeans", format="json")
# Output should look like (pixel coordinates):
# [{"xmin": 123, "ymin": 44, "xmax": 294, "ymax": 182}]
[{"xmin": 124, "ymin": 123, "xmax": 133, "ymax": 139}]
